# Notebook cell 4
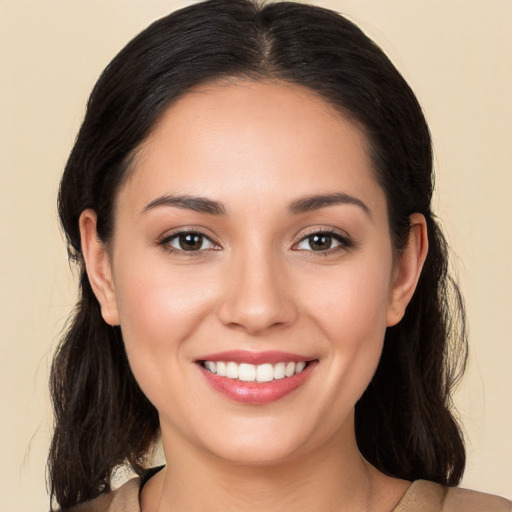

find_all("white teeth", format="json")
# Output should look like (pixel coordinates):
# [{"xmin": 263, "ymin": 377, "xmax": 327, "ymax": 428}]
[
  {"xmin": 256, "ymin": 363, "xmax": 274, "ymax": 382},
  {"xmin": 205, "ymin": 361, "xmax": 217, "ymax": 373},
  {"xmin": 202, "ymin": 360, "xmax": 310, "ymax": 382},
  {"xmin": 238, "ymin": 363, "xmax": 256, "ymax": 382},
  {"xmin": 285, "ymin": 362, "xmax": 295, "ymax": 377},
  {"xmin": 216, "ymin": 361, "xmax": 226, "ymax": 377},
  {"xmin": 273, "ymin": 362, "xmax": 286, "ymax": 380},
  {"xmin": 226, "ymin": 362, "xmax": 238, "ymax": 379}
]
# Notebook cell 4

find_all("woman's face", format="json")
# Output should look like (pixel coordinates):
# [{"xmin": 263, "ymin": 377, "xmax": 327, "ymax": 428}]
[{"xmin": 83, "ymin": 81, "xmax": 423, "ymax": 465}]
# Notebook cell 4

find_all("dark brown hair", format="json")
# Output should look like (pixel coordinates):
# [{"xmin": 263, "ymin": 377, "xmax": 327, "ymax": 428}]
[{"xmin": 49, "ymin": 0, "xmax": 467, "ymax": 508}]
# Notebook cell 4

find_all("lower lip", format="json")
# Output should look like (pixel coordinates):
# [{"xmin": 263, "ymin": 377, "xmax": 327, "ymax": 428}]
[{"xmin": 199, "ymin": 362, "xmax": 317, "ymax": 404}]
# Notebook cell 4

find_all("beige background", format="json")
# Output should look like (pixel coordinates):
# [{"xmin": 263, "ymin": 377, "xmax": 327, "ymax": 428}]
[{"xmin": 1, "ymin": 1, "xmax": 510, "ymax": 509}]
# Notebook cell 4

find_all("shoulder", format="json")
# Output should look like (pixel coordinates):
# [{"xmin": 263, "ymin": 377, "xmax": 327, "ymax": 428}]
[
  {"xmin": 67, "ymin": 477, "xmax": 141, "ymax": 512},
  {"xmin": 395, "ymin": 480, "xmax": 512, "ymax": 512}
]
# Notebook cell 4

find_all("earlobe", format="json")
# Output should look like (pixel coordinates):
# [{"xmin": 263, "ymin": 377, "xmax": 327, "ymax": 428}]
[
  {"xmin": 387, "ymin": 213, "xmax": 428, "ymax": 327},
  {"xmin": 79, "ymin": 209, "xmax": 120, "ymax": 326}
]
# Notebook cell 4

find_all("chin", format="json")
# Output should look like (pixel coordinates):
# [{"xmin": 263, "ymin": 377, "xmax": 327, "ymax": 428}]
[
  {"xmin": 195, "ymin": 421, "xmax": 311, "ymax": 466},
  {"xmin": 210, "ymin": 441, "xmax": 303, "ymax": 467}
]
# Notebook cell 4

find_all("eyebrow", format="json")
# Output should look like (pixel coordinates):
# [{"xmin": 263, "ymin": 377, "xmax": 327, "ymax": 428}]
[
  {"xmin": 141, "ymin": 194, "xmax": 227, "ymax": 215},
  {"xmin": 287, "ymin": 192, "xmax": 371, "ymax": 218},
  {"xmin": 141, "ymin": 191, "xmax": 371, "ymax": 218}
]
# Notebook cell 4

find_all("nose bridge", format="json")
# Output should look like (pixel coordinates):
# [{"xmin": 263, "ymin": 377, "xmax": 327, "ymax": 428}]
[{"xmin": 217, "ymin": 239, "xmax": 296, "ymax": 334}]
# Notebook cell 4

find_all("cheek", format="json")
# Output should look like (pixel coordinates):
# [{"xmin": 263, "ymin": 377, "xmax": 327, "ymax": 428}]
[
  {"xmin": 117, "ymin": 270, "xmax": 191, "ymax": 339},
  {"xmin": 299, "ymin": 253, "xmax": 393, "ymax": 399},
  {"xmin": 303, "ymin": 254, "xmax": 393, "ymax": 337},
  {"xmin": 112, "ymin": 221, "xmax": 216, "ymax": 324},
  {"xmin": 111, "ymin": 254, "xmax": 218, "ymax": 389}
]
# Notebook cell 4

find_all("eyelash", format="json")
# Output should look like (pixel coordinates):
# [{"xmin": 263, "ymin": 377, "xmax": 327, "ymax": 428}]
[
  {"xmin": 293, "ymin": 228, "xmax": 353, "ymax": 255},
  {"xmin": 158, "ymin": 228, "xmax": 221, "ymax": 255},
  {"xmin": 157, "ymin": 228, "xmax": 353, "ymax": 256}
]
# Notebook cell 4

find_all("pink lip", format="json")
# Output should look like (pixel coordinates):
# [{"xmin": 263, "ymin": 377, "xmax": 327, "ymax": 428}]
[
  {"xmin": 197, "ymin": 359, "xmax": 318, "ymax": 404},
  {"xmin": 196, "ymin": 350, "xmax": 313, "ymax": 365}
]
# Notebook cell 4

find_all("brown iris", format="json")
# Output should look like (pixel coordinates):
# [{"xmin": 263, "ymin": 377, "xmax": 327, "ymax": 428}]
[
  {"xmin": 178, "ymin": 233, "xmax": 204, "ymax": 251},
  {"xmin": 308, "ymin": 233, "xmax": 333, "ymax": 251}
]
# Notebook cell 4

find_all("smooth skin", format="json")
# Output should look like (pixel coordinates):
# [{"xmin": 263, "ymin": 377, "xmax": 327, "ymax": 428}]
[{"xmin": 80, "ymin": 81, "xmax": 428, "ymax": 511}]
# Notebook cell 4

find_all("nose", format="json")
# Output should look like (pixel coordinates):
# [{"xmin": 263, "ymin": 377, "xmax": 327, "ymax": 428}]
[{"xmin": 216, "ymin": 247, "xmax": 298, "ymax": 335}]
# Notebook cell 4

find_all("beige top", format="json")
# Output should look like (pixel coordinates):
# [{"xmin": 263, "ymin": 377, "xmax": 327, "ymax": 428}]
[{"xmin": 71, "ymin": 478, "xmax": 512, "ymax": 512}]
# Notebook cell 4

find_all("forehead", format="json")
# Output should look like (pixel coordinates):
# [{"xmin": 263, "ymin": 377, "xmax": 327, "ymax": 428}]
[{"xmin": 119, "ymin": 80, "xmax": 385, "ymax": 218}]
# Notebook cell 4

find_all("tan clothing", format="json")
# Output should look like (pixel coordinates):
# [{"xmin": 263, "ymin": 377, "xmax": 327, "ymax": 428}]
[
  {"xmin": 71, "ymin": 478, "xmax": 511, "ymax": 512},
  {"xmin": 394, "ymin": 480, "xmax": 511, "ymax": 511}
]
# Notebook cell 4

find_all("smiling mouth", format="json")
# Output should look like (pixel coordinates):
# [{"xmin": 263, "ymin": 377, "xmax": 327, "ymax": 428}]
[
  {"xmin": 197, "ymin": 355, "xmax": 318, "ymax": 404},
  {"xmin": 198, "ymin": 360, "xmax": 314, "ymax": 383}
]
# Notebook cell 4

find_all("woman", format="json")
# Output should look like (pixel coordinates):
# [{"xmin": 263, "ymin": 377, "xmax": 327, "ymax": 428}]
[{"xmin": 48, "ymin": 0, "xmax": 512, "ymax": 511}]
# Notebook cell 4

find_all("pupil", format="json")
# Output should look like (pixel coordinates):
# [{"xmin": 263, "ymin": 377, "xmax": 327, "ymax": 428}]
[
  {"xmin": 179, "ymin": 233, "xmax": 202, "ymax": 251},
  {"xmin": 310, "ymin": 234, "xmax": 331, "ymax": 251}
]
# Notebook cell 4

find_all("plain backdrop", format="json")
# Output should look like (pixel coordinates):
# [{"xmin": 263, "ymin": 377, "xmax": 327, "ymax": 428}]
[{"xmin": 1, "ymin": 1, "xmax": 511, "ymax": 509}]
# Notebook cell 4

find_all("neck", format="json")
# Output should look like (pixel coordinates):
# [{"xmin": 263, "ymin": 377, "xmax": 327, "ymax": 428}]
[{"xmin": 142, "ymin": 418, "xmax": 409, "ymax": 512}]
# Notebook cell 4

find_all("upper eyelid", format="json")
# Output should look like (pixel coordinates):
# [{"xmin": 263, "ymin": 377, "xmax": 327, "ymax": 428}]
[
  {"xmin": 157, "ymin": 226, "xmax": 352, "ymax": 250},
  {"xmin": 157, "ymin": 230, "xmax": 222, "ymax": 256},
  {"xmin": 161, "ymin": 236, "xmax": 221, "ymax": 262},
  {"xmin": 296, "ymin": 226, "xmax": 351, "ymax": 241},
  {"xmin": 292, "ymin": 228, "xmax": 354, "ymax": 253},
  {"xmin": 159, "ymin": 227, "xmax": 219, "ymax": 244}
]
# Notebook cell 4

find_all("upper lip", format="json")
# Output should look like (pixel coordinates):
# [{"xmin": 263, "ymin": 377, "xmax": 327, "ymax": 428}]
[{"xmin": 196, "ymin": 350, "xmax": 314, "ymax": 365}]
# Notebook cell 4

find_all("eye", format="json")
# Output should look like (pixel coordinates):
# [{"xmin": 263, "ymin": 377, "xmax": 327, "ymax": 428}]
[
  {"xmin": 160, "ymin": 231, "xmax": 219, "ymax": 253},
  {"xmin": 294, "ymin": 231, "xmax": 351, "ymax": 252}
]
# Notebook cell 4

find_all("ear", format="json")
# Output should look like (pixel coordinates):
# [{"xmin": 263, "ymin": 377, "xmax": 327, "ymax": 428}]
[
  {"xmin": 387, "ymin": 213, "xmax": 428, "ymax": 326},
  {"xmin": 79, "ymin": 209, "xmax": 120, "ymax": 326}
]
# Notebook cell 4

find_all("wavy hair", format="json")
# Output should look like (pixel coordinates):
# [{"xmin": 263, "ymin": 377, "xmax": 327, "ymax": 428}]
[{"xmin": 49, "ymin": 0, "xmax": 467, "ymax": 508}]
